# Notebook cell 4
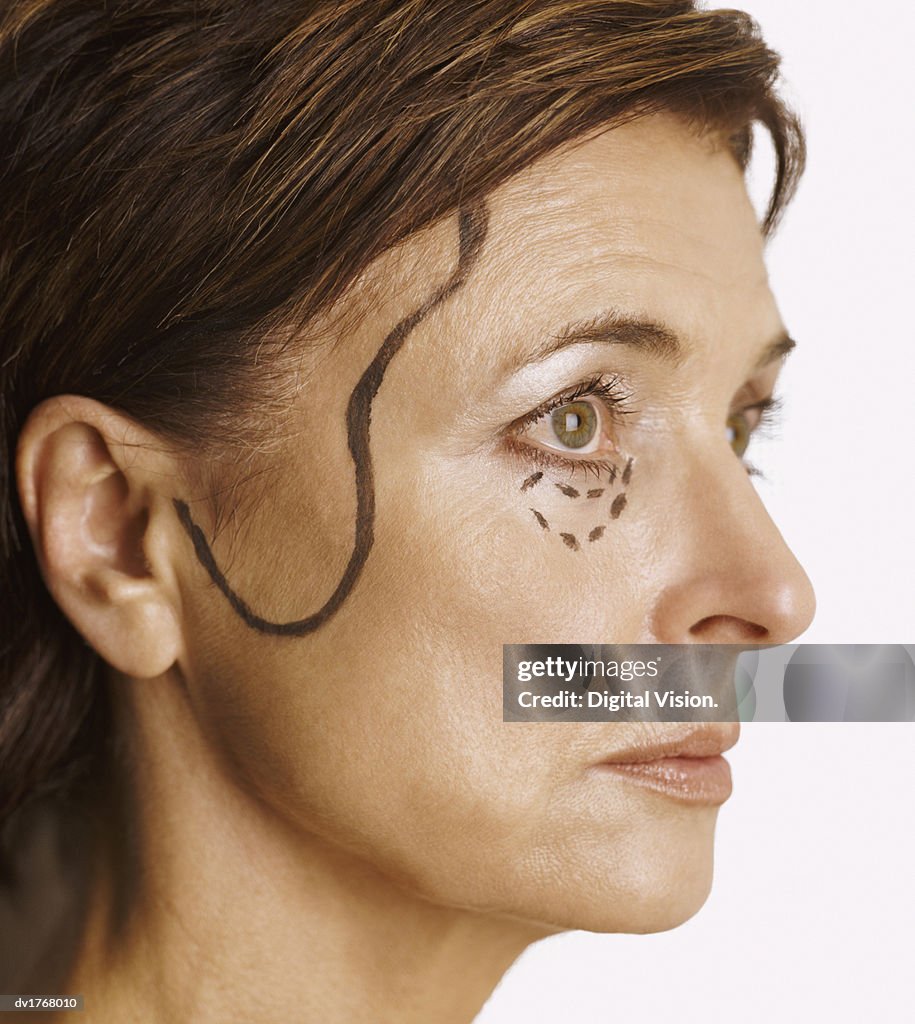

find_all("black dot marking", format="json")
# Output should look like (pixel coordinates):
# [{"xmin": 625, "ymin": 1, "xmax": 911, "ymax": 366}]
[
  {"xmin": 560, "ymin": 532, "xmax": 580, "ymax": 551},
  {"xmin": 555, "ymin": 483, "xmax": 580, "ymax": 499},
  {"xmin": 531, "ymin": 509, "xmax": 550, "ymax": 530},
  {"xmin": 587, "ymin": 488, "xmax": 604, "ymax": 499},
  {"xmin": 610, "ymin": 493, "xmax": 628, "ymax": 519},
  {"xmin": 608, "ymin": 465, "xmax": 617, "ymax": 484},
  {"xmin": 622, "ymin": 457, "xmax": 633, "ymax": 486},
  {"xmin": 588, "ymin": 526, "xmax": 605, "ymax": 542},
  {"xmin": 521, "ymin": 472, "xmax": 543, "ymax": 492}
]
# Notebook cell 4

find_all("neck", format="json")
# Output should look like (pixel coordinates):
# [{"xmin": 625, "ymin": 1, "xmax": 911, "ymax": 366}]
[{"xmin": 66, "ymin": 673, "xmax": 546, "ymax": 1023}]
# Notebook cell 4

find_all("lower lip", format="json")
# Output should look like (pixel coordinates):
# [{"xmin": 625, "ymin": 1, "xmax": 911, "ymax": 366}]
[{"xmin": 596, "ymin": 756, "xmax": 733, "ymax": 805}]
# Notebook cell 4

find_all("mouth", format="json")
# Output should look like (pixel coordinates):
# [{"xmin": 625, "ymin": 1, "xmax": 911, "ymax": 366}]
[{"xmin": 591, "ymin": 725, "xmax": 739, "ymax": 805}]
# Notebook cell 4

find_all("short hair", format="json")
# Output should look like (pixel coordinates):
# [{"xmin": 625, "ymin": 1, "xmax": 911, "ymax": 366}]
[{"xmin": 0, "ymin": 0, "xmax": 804, "ymax": 821}]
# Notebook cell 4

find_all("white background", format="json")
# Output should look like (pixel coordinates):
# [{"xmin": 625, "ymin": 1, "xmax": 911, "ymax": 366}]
[{"xmin": 479, "ymin": 2, "xmax": 915, "ymax": 1021}]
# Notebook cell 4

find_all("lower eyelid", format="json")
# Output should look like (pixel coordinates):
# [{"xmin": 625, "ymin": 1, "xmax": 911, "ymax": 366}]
[
  {"xmin": 506, "ymin": 429, "xmax": 619, "ymax": 478},
  {"xmin": 505, "ymin": 436, "xmax": 621, "ymax": 478}
]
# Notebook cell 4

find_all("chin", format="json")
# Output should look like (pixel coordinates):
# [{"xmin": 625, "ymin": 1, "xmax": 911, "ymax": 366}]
[{"xmin": 495, "ymin": 807, "xmax": 722, "ymax": 937}]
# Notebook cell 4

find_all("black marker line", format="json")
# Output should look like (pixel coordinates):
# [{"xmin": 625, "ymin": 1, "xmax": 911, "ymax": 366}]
[
  {"xmin": 520, "ymin": 471, "xmax": 543, "ymax": 492},
  {"xmin": 531, "ymin": 509, "xmax": 550, "ymax": 530},
  {"xmin": 586, "ymin": 488, "xmax": 604, "ymax": 499},
  {"xmin": 560, "ymin": 532, "xmax": 580, "ymax": 551},
  {"xmin": 174, "ymin": 205, "xmax": 489, "ymax": 636},
  {"xmin": 622, "ymin": 457, "xmax": 633, "ymax": 486},
  {"xmin": 588, "ymin": 525, "xmax": 605, "ymax": 542}
]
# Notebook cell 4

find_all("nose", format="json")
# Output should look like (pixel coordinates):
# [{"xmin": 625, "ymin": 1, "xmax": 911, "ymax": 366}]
[{"xmin": 649, "ymin": 452, "xmax": 816, "ymax": 645}]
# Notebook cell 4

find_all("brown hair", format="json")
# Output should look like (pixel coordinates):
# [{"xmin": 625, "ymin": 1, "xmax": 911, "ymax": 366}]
[{"xmin": 0, "ymin": 0, "xmax": 804, "ymax": 822}]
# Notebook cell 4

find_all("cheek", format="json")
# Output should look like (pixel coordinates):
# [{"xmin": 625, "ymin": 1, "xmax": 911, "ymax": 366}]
[
  {"xmin": 179, "ymin": 602, "xmax": 563, "ymax": 904},
  {"xmin": 371, "ymin": 446, "xmax": 650, "ymax": 645},
  {"xmin": 185, "ymin": 614, "xmax": 720, "ymax": 931}
]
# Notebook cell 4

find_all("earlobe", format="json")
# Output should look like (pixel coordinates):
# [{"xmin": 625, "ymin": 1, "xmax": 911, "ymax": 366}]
[{"xmin": 15, "ymin": 396, "xmax": 183, "ymax": 679}]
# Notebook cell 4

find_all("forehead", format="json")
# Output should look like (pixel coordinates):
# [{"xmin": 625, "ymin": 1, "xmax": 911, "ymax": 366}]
[
  {"xmin": 443, "ymin": 113, "xmax": 783, "ymax": 378},
  {"xmin": 306, "ymin": 113, "xmax": 785, "ymax": 410}
]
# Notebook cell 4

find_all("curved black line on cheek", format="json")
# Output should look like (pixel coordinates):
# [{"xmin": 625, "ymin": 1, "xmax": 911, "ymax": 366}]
[{"xmin": 174, "ymin": 204, "xmax": 489, "ymax": 636}]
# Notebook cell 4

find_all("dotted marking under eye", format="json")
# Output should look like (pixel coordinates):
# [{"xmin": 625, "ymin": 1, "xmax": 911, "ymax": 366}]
[
  {"xmin": 621, "ymin": 457, "xmax": 633, "ymax": 486},
  {"xmin": 530, "ymin": 509, "xmax": 550, "ymax": 530},
  {"xmin": 520, "ymin": 472, "xmax": 543, "ymax": 492},
  {"xmin": 588, "ymin": 526, "xmax": 605, "ymax": 543},
  {"xmin": 555, "ymin": 483, "xmax": 580, "ymax": 499},
  {"xmin": 610, "ymin": 493, "xmax": 628, "ymax": 520},
  {"xmin": 560, "ymin": 532, "xmax": 580, "ymax": 551},
  {"xmin": 608, "ymin": 465, "xmax": 617, "ymax": 484},
  {"xmin": 587, "ymin": 488, "xmax": 604, "ymax": 499}
]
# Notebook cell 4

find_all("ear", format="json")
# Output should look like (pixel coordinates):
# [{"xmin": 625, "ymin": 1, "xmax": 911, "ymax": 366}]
[{"xmin": 15, "ymin": 395, "xmax": 183, "ymax": 678}]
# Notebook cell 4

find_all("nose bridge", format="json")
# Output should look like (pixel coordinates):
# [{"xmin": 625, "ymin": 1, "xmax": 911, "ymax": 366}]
[{"xmin": 649, "ymin": 445, "xmax": 816, "ymax": 644}]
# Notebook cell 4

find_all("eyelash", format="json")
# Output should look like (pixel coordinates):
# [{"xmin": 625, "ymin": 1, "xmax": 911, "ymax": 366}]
[
  {"xmin": 505, "ymin": 374, "xmax": 633, "ymax": 478},
  {"xmin": 742, "ymin": 395, "xmax": 780, "ymax": 428}
]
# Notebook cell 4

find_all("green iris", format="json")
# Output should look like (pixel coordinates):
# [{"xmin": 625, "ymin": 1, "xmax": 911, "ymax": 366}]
[
  {"xmin": 726, "ymin": 412, "xmax": 751, "ymax": 457},
  {"xmin": 550, "ymin": 401, "xmax": 597, "ymax": 449}
]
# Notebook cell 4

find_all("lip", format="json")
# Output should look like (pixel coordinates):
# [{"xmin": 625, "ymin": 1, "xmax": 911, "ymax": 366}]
[{"xmin": 591, "ymin": 725, "xmax": 738, "ymax": 805}]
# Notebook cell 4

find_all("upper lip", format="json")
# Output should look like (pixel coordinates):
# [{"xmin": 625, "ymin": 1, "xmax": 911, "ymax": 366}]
[{"xmin": 593, "ymin": 724, "xmax": 740, "ymax": 765}]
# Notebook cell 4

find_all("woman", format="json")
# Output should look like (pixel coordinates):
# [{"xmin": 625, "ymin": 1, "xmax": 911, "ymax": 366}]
[{"xmin": 0, "ymin": 2, "xmax": 815, "ymax": 1020}]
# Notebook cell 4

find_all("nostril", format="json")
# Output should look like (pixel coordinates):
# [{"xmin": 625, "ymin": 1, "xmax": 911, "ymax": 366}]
[{"xmin": 689, "ymin": 615, "xmax": 768, "ymax": 643}]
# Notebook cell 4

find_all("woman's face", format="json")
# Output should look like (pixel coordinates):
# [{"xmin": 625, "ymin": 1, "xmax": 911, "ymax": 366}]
[{"xmin": 174, "ymin": 113, "xmax": 815, "ymax": 934}]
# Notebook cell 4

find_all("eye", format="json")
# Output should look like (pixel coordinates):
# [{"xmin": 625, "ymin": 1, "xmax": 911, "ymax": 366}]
[
  {"xmin": 506, "ymin": 374, "xmax": 630, "ymax": 473},
  {"xmin": 525, "ymin": 394, "xmax": 612, "ymax": 458}
]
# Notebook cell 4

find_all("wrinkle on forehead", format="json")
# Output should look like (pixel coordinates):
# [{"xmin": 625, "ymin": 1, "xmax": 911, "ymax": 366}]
[
  {"xmin": 423, "ymin": 116, "xmax": 782, "ymax": 382},
  {"xmin": 296, "ymin": 115, "xmax": 768, "ymax": 400}
]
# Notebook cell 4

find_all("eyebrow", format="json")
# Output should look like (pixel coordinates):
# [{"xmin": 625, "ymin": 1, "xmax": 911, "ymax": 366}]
[{"xmin": 511, "ymin": 309, "xmax": 796, "ymax": 374}]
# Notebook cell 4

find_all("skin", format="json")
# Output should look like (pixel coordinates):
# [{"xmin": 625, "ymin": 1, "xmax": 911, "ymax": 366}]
[{"xmin": 15, "ymin": 113, "xmax": 815, "ymax": 1023}]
